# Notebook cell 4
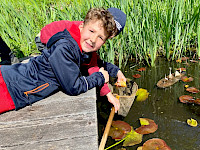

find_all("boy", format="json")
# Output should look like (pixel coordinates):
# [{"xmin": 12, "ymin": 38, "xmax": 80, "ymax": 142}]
[{"xmin": 0, "ymin": 7, "xmax": 126, "ymax": 114}]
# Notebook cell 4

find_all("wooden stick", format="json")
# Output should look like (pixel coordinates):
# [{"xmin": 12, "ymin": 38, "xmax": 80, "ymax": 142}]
[{"xmin": 99, "ymin": 107, "xmax": 115, "ymax": 150}]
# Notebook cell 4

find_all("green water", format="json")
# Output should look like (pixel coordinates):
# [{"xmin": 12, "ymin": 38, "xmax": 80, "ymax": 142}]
[{"xmin": 98, "ymin": 57, "xmax": 200, "ymax": 150}]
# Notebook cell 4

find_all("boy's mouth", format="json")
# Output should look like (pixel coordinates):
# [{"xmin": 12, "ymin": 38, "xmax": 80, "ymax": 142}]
[{"xmin": 85, "ymin": 41, "xmax": 94, "ymax": 49}]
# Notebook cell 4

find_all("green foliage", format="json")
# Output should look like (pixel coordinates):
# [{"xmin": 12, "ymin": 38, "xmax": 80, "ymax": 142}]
[{"xmin": 0, "ymin": 0, "xmax": 199, "ymax": 67}]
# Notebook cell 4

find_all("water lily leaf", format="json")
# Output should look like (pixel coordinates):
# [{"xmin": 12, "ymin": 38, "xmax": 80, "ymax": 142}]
[
  {"xmin": 108, "ymin": 121, "xmax": 132, "ymax": 140},
  {"xmin": 135, "ymin": 118, "xmax": 158, "ymax": 134},
  {"xmin": 142, "ymin": 138, "xmax": 171, "ymax": 150},
  {"xmin": 115, "ymin": 81, "xmax": 127, "ymax": 87},
  {"xmin": 112, "ymin": 121, "xmax": 132, "ymax": 133},
  {"xmin": 123, "ymin": 127, "xmax": 143, "ymax": 147},
  {"xmin": 186, "ymin": 87, "xmax": 200, "ymax": 93},
  {"xmin": 176, "ymin": 68, "xmax": 186, "ymax": 72},
  {"xmin": 194, "ymin": 98, "xmax": 200, "ymax": 105},
  {"xmin": 179, "ymin": 95, "xmax": 194, "ymax": 103},
  {"xmin": 137, "ymin": 146, "xmax": 143, "ymax": 150},
  {"xmin": 176, "ymin": 59, "xmax": 182, "ymax": 63},
  {"xmin": 184, "ymin": 84, "xmax": 189, "ymax": 88},
  {"xmin": 187, "ymin": 118, "xmax": 198, "ymax": 127},
  {"xmin": 136, "ymin": 88, "xmax": 149, "ymax": 101},
  {"xmin": 132, "ymin": 74, "xmax": 141, "ymax": 78},
  {"xmin": 137, "ymin": 67, "xmax": 146, "ymax": 71},
  {"xmin": 109, "ymin": 127, "xmax": 126, "ymax": 140},
  {"xmin": 181, "ymin": 57, "xmax": 189, "ymax": 61},
  {"xmin": 139, "ymin": 118, "xmax": 150, "ymax": 126},
  {"xmin": 181, "ymin": 76, "xmax": 193, "ymax": 82}
]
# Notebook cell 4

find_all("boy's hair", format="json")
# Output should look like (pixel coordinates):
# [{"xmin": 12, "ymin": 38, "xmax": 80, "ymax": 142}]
[{"xmin": 84, "ymin": 8, "xmax": 118, "ymax": 38}]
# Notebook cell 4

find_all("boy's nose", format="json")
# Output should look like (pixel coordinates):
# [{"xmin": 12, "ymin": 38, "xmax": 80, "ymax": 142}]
[{"xmin": 91, "ymin": 35, "xmax": 97, "ymax": 43}]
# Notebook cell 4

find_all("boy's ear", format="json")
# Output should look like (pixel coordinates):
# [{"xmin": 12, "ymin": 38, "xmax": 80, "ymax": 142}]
[
  {"xmin": 108, "ymin": 34, "xmax": 116, "ymax": 39},
  {"xmin": 79, "ymin": 22, "xmax": 84, "ymax": 31}
]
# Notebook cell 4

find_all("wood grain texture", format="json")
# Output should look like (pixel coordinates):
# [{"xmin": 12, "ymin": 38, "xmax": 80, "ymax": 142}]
[{"xmin": 0, "ymin": 89, "xmax": 98, "ymax": 150}]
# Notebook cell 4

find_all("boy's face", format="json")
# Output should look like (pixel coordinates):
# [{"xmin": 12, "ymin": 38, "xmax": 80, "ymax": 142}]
[{"xmin": 79, "ymin": 20, "xmax": 108, "ymax": 53}]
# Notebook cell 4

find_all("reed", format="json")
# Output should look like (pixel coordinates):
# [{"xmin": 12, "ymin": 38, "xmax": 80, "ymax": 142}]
[{"xmin": 0, "ymin": 0, "xmax": 199, "ymax": 67}]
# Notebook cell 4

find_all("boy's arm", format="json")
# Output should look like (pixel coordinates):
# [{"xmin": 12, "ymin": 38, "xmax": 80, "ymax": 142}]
[{"xmin": 48, "ymin": 42, "xmax": 105, "ymax": 96}]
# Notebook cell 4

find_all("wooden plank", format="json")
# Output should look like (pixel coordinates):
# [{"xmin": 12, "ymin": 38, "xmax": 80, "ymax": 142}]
[{"xmin": 0, "ymin": 89, "xmax": 98, "ymax": 150}]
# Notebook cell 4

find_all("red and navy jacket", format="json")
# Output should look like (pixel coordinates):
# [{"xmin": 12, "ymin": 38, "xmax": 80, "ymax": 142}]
[
  {"xmin": 39, "ymin": 20, "xmax": 118, "ymax": 96},
  {"xmin": 0, "ymin": 22, "xmax": 119, "ymax": 110}
]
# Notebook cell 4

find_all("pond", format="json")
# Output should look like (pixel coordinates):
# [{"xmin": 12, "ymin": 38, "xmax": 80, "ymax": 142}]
[{"xmin": 98, "ymin": 57, "xmax": 200, "ymax": 150}]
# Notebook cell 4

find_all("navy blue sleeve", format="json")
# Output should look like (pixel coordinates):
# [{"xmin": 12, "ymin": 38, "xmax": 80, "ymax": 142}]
[
  {"xmin": 48, "ymin": 42, "xmax": 105, "ymax": 96},
  {"xmin": 98, "ymin": 59, "xmax": 120, "ymax": 77}
]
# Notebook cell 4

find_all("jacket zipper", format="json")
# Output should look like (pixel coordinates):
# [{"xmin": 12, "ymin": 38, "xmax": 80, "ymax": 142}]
[{"xmin": 24, "ymin": 83, "xmax": 50, "ymax": 105}]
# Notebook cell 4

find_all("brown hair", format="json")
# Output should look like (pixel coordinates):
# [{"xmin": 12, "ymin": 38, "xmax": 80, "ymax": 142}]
[{"xmin": 83, "ymin": 8, "xmax": 118, "ymax": 38}]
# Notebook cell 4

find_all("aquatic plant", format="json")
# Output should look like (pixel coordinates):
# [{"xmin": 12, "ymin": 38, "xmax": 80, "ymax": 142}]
[
  {"xmin": 106, "ymin": 118, "xmax": 168, "ymax": 149},
  {"xmin": 0, "ymin": 0, "xmax": 200, "ymax": 67}
]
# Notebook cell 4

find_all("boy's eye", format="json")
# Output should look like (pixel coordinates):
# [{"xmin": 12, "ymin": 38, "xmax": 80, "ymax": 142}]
[
  {"xmin": 99, "ymin": 36, "xmax": 104, "ymax": 40},
  {"xmin": 90, "ymin": 30, "xmax": 94, "ymax": 33}
]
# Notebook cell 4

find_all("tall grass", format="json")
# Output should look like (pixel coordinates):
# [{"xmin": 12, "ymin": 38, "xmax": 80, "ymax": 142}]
[{"xmin": 0, "ymin": 0, "xmax": 199, "ymax": 67}]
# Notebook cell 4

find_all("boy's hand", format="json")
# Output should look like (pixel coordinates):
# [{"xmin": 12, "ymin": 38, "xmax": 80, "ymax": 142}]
[
  {"xmin": 116, "ymin": 70, "xmax": 126, "ymax": 84},
  {"xmin": 106, "ymin": 92, "xmax": 120, "ymax": 113},
  {"xmin": 99, "ymin": 67, "xmax": 109, "ymax": 83}
]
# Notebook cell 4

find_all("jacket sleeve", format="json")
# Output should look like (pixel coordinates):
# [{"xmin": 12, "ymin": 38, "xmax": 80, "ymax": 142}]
[
  {"xmin": 48, "ymin": 41, "xmax": 105, "ymax": 96},
  {"xmin": 87, "ymin": 53, "xmax": 120, "ymax": 96}
]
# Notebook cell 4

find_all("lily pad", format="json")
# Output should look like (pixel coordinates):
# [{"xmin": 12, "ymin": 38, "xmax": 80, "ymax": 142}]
[
  {"xmin": 108, "ymin": 121, "xmax": 131, "ymax": 140},
  {"xmin": 181, "ymin": 57, "xmax": 189, "ymax": 61},
  {"xmin": 133, "ymin": 74, "xmax": 141, "ymax": 78},
  {"xmin": 123, "ymin": 127, "xmax": 143, "ymax": 146},
  {"xmin": 137, "ymin": 67, "xmax": 146, "ymax": 71},
  {"xmin": 142, "ymin": 138, "xmax": 171, "ymax": 150},
  {"xmin": 109, "ymin": 127, "xmax": 126, "ymax": 140},
  {"xmin": 176, "ymin": 67, "xmax": 186, "ymax": 72},
  {"xmin": 179, "ymin": 95, "xmax": 194, "ymax": 103},
  {"xmin": 186, "ymin": 87, "xmax": 200, "ymax": 93},
  {"xmin": 135, "ymin": 118, "xmax": 158, "ymax": 134},
  {"xmin": 112, "ymin": 121, "xmax": 132, "ymax": 133},
  {"xmin": 187, "ymin": 118, "xmax": 198, "ymax": 127},
  {"xmin": 181, "ymin": 76, "xmax": 193, "ymax": 82},
  {"xmin": 136, "ymin": 88, "xmax": 149, "ymax": 101}
]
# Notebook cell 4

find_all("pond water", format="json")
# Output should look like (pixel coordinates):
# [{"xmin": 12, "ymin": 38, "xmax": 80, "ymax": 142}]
[{"xmin": 98, "ymin": 57, "xmax": 200, "ymax": 150}]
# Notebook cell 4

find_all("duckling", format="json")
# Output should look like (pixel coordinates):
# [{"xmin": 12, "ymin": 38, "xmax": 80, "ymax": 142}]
[
  {"xmin": 168, "ymin": 67, "xmax": 173, "ymax": 79},
  {"xmin": 165, "ymin": 74, "xmax": 168, "ymax": 80},
  {"xmin": 175, "ymin": 70, "xmax": 181, "ymax": 77}
]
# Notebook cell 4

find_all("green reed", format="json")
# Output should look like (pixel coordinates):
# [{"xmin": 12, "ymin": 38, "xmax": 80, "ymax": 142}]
[{"xmin": 0, "ymin": 0, "xmax": 199, "ymax": 67}]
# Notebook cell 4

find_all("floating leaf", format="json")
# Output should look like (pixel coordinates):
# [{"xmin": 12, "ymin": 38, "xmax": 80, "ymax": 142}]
[
  {"xmin": 137, "ymin": 146, "xmax": 143, "ymax": 150},
  {"xmin": 194, "ymin": 98, "xmax": 200, "ymax": 105},
  {"xmin": 184, "ymin": 85, "xmax": 189, "ymax": 88},
  {"xmin": 112, "ymin": 121, "xmax": 132, "ymax": 133},
  {"xmin": 176, "ymin": 59, "xmax": 182, "ymax": 63},
  {"xmin": 137, "ymin": 67, "xmax": 146, "ymax": 71},
  {"xmin": 135, "ymin": 118, "xmax": 158, "ymax": 134},
  {"xmin": 139, "ymin": 118, "xmax": 150, "ymax": 126},
  {"xmin": 123, "ymin": 127, "xmax": 143, "ymax": 146},
  {"xmin": 142, "ymin": 138, "xmax": 171, "ymax": 150},
  {"xmin": 109, "ymin": 127, "xmax": 125, "ymax": 140},
  {"xmin": 133, "ymin": 74, "xmax": 141, "ymax": 78},
  {"xmin": 181, "ymin": 76, "xmax": 193, "ymax": 82},
  {"xmin": 186, "ymin": 87, "xmax": 200, "ymax": 93},
  {"xmin": 108, "ymin": 121, "xmax": 131, "ymax": 140},
  {"xmin": 136, "ymin": 88, "xmax": 149, "ymax": 101},
  {"xmin": 179, "ymin": 95, "xmax": 194, "ymax": 103},
  {"xmin": 187, "ymin": 118, "xmax": 198, "ymax": 127},
  {"xmin": 176, "ymin": 68, "xmax": 186, "ymax": 72},
  {"xmin": 115, "ymin": 81, "xmax": 127, "ymax": 87},
  {"xmin": 181, "ymin": 57, "xmax": 189, "ymax": 61}
]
